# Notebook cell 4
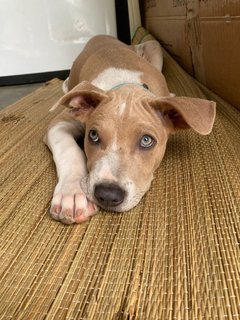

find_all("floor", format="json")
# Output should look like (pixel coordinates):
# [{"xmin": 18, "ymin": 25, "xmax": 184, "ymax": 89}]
[{"xmin": 0, "ymin": 83, "xmax": 43, "ymax": 109}]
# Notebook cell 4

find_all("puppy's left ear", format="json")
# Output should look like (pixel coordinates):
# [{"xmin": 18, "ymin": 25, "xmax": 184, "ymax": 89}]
[{"xmin": 151, "ymin": 96, "xmax": 216, "ymax": 135}]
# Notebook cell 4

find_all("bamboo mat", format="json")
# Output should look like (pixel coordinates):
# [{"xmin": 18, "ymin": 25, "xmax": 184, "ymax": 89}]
[{"xmin": 0, "ymin": 33, "xmax": 240, "ymax": 320}]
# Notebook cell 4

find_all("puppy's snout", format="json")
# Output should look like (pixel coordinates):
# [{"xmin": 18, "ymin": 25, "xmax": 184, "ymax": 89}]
[{"xmin": 94, "ymin": 183, "xmax": 126, "ymax": 208}]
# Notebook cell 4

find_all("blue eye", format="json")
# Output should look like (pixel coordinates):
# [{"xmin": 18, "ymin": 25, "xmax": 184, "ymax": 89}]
[
  {"xmin": 140, "ymin": 135, "xmax": 155, "ymax": 148},
  {"xmin": 89, "ymin": 129, "xmax": 99, "ymax": 143}
]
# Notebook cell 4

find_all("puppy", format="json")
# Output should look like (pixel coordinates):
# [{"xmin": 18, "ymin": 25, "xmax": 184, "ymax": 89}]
[{"xmin": 45, "ymin": 35, "xmax": 216, "ymax": 224}]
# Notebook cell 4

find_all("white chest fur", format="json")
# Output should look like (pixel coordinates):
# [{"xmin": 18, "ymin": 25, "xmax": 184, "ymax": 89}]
[{"xmin": 91, "ymin": 67, "xmax": 143, "ymax": 91}]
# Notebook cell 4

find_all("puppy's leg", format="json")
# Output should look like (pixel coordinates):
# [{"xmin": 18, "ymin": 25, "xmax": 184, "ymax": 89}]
[
  {"xmin": 132, "ymin": 40, "xmax": 163, "ymax": 72},
  {"xmin": 45, "ymin": 119, "xmax": 98, "ymax": 224}
]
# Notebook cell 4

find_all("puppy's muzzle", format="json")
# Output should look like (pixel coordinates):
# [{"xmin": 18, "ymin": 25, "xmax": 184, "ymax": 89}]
[{"xmin": 94, "ymin": 183, "xmax": 126, "ymax": 209}]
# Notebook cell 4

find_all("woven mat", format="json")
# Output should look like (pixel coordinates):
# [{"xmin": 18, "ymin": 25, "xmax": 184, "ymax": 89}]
[{"xmin": 0, "ymin": 36, "xmax": 240, "ymax": 320}]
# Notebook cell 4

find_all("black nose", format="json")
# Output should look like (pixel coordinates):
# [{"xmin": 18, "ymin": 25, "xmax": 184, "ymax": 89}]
[{"xmin": 94, "ymin": 183, "xmax": 126, "ymax": 207}]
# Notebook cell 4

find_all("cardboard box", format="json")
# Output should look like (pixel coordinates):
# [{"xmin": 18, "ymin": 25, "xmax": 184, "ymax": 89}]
[{"xmin": 143, "ymin": 0, "xmax": 240, "ymax": 108}]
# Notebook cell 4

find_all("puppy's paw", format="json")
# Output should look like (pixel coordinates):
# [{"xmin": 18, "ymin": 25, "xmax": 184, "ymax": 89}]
[{"xmin": 50, "ymin": 181, "xmax": 98, "ymax": 224}]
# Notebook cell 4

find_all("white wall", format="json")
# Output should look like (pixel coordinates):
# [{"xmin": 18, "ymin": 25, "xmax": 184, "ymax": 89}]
[{"xmin": 0, "ymin": 0, "xmax": 117, "ymax": 76}]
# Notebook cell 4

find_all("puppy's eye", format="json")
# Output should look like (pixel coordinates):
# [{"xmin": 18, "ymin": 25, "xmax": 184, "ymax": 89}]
[
  {"xmin": 88, "ymin": 129, "xmax": 99, "ymax": 143},
  {"xmin": 140, "ymin": 135, "xmax": 155, "ymax": 149}
]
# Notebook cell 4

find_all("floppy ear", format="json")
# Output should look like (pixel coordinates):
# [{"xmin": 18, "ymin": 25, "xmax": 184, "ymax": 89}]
[
  {"xmin": 151, "ymin": 96, "xmax": 216, "ymax": 135},
  {"xmin": 50, "ymin": 80, "xmax": 108, "ymax": 119}
]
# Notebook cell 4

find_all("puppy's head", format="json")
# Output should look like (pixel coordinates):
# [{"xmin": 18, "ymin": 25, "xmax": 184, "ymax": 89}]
[{"xmin": 53, "ymin": 81, "xmax": 216, "ymax": 212}]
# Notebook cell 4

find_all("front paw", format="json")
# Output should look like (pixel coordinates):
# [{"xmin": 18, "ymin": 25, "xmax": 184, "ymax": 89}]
[{"xmin": 50, "ymin": 182, "xmax": 98, "ymax": 224}]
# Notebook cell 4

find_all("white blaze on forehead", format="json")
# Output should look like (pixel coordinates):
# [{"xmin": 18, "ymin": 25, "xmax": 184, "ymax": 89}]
[
  {"xmin": 118, "ymin": 101, "xmax": 126, "ymax": 117},
  {"xmin": 91, "ymin": 67, "xmax": 143, "ymax": 91}
]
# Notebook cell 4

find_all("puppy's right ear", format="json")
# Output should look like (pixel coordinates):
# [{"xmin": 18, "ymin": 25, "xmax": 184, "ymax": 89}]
[{"xmin": 50, "ymin": 81, "xmax": 108, "ymax": 119}]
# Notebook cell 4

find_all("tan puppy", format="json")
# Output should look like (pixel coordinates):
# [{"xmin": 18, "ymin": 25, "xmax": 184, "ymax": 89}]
[{"xmin": 45, "ymin": 35, "xmax": 216, "ymax": 224}]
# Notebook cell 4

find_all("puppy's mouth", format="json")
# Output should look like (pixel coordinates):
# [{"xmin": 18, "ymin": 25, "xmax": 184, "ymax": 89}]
[{"xmin": 81, "ymin": 176, "xmax": 139, "ymax": 212}]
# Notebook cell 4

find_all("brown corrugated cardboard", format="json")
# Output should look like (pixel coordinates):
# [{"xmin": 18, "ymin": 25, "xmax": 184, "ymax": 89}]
[{"xmin": 143, "ymin": 0, "xmax": 240, "ymax": 108}]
